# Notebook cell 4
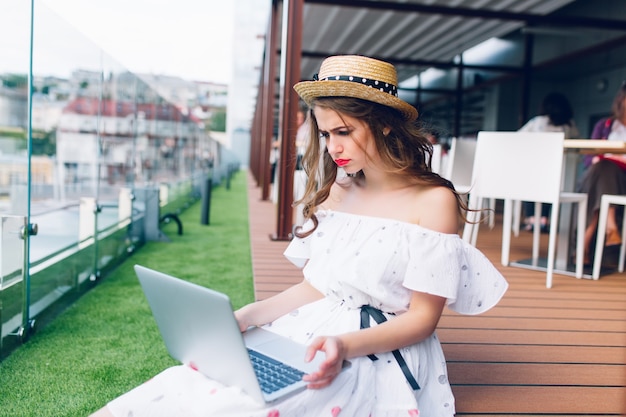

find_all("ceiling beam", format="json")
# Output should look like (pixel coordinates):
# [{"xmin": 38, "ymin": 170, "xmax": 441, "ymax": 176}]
[
  {"xmin": 299, "ymin": 50, "xmax": 524, "ymax": 73},
  {"xmin": 304, "ymin": 0, "xmax": 626, "ymax": 31}
]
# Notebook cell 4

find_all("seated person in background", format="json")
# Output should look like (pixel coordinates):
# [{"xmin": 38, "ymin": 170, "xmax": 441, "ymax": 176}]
[
  {"xmin": 578, "ymin": 82, "xmax": 626, "ymax": 262},
  {"xmin": 519, "ymin": 92, "xmax": 579, "ymax": 233}
]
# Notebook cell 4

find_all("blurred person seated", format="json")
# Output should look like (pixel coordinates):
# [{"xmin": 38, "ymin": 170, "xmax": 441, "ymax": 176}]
[
  {"xmin": 518, "ymin": 92, "xmax": 580, "ymax": 233},
  {"xmin": 577, "ymin": 82, "xmax": 626, "ymax": 263}
]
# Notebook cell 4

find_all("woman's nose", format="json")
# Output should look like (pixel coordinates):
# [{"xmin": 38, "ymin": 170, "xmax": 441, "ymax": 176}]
[{"xmin": 326, "ymin": 136, "xmax": 342, "ymax": 155}]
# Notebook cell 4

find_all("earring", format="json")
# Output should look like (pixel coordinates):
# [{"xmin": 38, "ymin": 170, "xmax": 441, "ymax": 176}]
[{"xmin": 382, "ymin": 128, "xmax": 391, "ymax": 136}]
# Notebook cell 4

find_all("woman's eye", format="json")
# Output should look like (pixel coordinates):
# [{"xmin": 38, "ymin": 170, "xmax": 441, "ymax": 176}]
[{"xmin": 319, "ymin": 132, "xmax": 329, "ymax": 139}]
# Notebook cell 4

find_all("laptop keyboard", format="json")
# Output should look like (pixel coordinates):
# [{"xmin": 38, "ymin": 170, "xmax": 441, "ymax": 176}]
[{"xmin": 248, "ymin": 349, "xmax": 305, "ymax": 394}]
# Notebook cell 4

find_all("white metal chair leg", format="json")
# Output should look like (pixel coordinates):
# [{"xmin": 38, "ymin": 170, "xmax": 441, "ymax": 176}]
[
  {"xmin": 513, "ymin": 199, "xmax": 521, "ymax": 237},
  {"xmin": 501, "ymin": 199, "xmax": 513, "ymax": 266},
  {"xmin": 619, "ymin": 216, "xmax": 626, "ymax": 273},
  {"xmin": 469, "ymin": 195, "xmax": 482, "ymax": 246},
  {"xmin": 593, "ymin": 198, "xmax": 611, "ymax": 280},
  {"xmin": 531, "ymin": 201, "xmax": 541, "ymax": 263},
  {"xmin": 488, "ymin": 198, "xmax": 496, "ymax": 229},
  {"xmin": 575, "ymin": 197, "xmax": 587, "ymax": 279},
  {"xmin": 462, "ymin": 196, "xmax": 480, "ymax": 246},
  {"xmin": 545, "ymin": 204, "xmax": 560, "ymax": 289}
]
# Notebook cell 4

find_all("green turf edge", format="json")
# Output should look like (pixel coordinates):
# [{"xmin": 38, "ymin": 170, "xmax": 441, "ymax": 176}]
[{"xmin": 0, "ymin": 171, "xmax": 255, "ymax": 417}]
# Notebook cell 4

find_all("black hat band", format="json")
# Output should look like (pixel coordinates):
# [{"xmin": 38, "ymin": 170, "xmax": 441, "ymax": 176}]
[{"xmin": 312, "ymin": 74, "xmax": 398, "ymax": 97}]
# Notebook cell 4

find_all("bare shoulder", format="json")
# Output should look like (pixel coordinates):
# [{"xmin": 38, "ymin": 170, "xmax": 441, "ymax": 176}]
[
  {"xmin": 413, "ymin": 185, "xmax": 459, "ymax": 234},
  {"xmin": 320, "ymin": 178, "xmax": 351, "ymax": 210}
]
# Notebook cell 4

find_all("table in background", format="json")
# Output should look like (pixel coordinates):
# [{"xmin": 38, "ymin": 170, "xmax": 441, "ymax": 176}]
[{"xmin": 511, "ymin": 140, "xmax": 626, "ymax": 278}]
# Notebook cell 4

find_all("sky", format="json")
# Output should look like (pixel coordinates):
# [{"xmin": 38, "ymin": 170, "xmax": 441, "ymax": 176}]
[
  {"xmin": 44, "ymin": 0, "xmax": 237, "ymax": 83},
  {"xmin": 2, "ymin": 0, "xmax": 239, "ymax": 84}
]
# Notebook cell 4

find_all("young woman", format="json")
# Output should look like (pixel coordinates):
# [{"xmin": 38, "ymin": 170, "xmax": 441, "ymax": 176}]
[
  {"xmin": 578, "ymin": 82, "xmax": 626, "ymax": 262},
  {"xmin": 92, "ymin": 55, "xmax": 507, "ymax": 417}
]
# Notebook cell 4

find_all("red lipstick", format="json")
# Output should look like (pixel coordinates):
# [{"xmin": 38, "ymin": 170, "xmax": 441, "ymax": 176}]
[{"xmin": 335, "ymin": 159, "xmax": 350, "ymax": 167}]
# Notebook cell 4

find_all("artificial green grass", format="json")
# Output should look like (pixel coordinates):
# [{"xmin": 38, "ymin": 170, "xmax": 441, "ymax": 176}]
[{"xmin": 0, "ymin": 171, "xmax": 255, "ymax": 417}]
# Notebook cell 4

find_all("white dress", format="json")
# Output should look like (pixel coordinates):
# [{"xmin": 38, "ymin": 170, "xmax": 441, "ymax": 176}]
[{"xmin": 107, "ymin": 210, "xmax": 508, "ymax": 417}]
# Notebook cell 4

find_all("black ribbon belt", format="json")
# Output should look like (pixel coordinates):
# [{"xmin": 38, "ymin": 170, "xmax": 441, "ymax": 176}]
[{"xmin": 360, "ymin": 305, "xmax": 421, "ymax": 390}]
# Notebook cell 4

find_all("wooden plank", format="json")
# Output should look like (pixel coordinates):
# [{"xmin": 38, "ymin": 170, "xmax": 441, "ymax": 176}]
[
  {"xmin": 493, "ymin": 288, "xmax": 626, "ymax": 301},
  {"xmin": 439, "ymin": 315, "xmax": 626, "ymax": 332},
  {"xmin": 447, "ymin": 362, "xmax": 626, "ymax": 386},
  {"xmin": 488, "ymin": 297, "xmax": 626, "ymax": 310},
  {"xmin": 450, "ymin": 305, "xmax": 626, "ymax": 320},
  {"xmin": 453, "ymin": 386, "xmax": 625, "ymax": 414},
  {"xmin": 454, "ymin": 415, "xmax": 610, "ymax": 417},
  {"xmin": 442, "ymin": 344, "xmax": 626, "ymax": 364},
  {"xmin": 438, "ymin": 328, "xmax": 626, "ymax": 346}
]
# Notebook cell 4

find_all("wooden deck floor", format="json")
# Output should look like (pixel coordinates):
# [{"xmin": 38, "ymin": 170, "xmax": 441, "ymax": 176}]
[{"xmin": 246, "ymin": 173, "xmax": 626, "ymax": 416}]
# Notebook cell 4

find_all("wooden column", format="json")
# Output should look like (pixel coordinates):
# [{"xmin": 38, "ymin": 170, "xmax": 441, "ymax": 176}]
[
  {"xmin": 260, "ymin": 2, "xmax": 279, "ymax": 200},
  {"xmin": 272, "ymin": 0, "xmax": 303, "ymax": 241}
]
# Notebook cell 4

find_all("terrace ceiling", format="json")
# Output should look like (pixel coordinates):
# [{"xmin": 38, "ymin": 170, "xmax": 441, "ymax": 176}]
[{"xmin": 283, "ymin": 0, "xmax": 626, "ymax": 85}]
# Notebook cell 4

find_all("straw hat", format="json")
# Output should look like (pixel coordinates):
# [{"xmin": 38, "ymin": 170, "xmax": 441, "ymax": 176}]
[{"xmin": 294, "ymin": 55, "xmax": 418, "ymax": 121}]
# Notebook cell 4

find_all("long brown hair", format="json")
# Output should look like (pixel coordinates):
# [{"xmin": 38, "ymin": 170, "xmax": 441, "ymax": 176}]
[{"xmin": 294, "ymin": 97, "xmax": 470, "ymax": 237}]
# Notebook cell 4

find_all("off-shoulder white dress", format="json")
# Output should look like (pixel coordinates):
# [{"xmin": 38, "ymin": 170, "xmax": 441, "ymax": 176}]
[{"xmin": 107, "ymin": 210, "xmax": 508, "ymax": 417}]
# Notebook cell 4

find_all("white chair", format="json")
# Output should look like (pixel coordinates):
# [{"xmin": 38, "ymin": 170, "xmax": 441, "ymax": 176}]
[
  {"xmin": 444, "ymin": 137, "xmax": 497, "ymax": 229},
  {"xmin": 444, "ymin": 137, "xmax": 475, "ymax": 194},
  {"xmin": 592, "ymin": 194, "xmax": 626, "ymax": 280},
  {"xmin": 431, "ymin": 143, "xmax": 443, "ymax": 175},
  {"xmin": 462, "ymin": 131, "xmax": 587, "ymax": 288}
]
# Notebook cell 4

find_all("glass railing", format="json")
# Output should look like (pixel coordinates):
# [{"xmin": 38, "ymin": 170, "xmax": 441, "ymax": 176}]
[
  {"xmin": 0, "ymin": 2, "xmax": 230, "ymax": 359},
  {"xmin": 0, "ymin": 215, "xmax": 27, "ymax": 356}
]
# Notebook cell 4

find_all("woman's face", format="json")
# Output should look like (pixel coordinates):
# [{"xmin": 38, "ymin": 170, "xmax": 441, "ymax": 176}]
[{"xmin": 313, "ymin": 106, "xmax": 379, "ymax": 175}]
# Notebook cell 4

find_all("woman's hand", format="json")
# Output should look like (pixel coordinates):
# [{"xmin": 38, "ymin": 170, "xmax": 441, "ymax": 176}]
[
  {"xmin": 302, "ymin": 336, "xmax": 347, "ymax": 389},
  {"xmin": 234, "ymin": 305, "xmax": 255, "ymax": 332}
]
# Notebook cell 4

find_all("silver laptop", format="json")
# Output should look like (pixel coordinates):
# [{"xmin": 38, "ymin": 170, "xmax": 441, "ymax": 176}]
[{"xmin": 134, "ymin": 264, "xmax": 327, "ymax": 404}]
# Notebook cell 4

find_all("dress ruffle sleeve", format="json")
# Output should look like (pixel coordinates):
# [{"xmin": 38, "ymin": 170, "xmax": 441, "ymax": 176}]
[
  {"xmin": 403, "ymin": 230, "xmax": 508, "ymax": 315},
  {"xmin": 284, "ymin": 219, "xmax": 315, "ymax": 268},
  {"xmin": 283, "ymin": 211, "xmax": 507, "ymax": 316}
]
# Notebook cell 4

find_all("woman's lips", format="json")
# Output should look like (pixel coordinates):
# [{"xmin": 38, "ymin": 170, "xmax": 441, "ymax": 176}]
[{"xmin": 335, "ymin": 159, "xmax": 350, "ymax": 167}]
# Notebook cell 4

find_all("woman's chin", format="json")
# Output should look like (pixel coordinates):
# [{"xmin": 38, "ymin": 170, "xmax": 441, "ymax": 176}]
[{"xmin": 341, "ymin": 168, "xmax": 359, "ymax": 177}]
